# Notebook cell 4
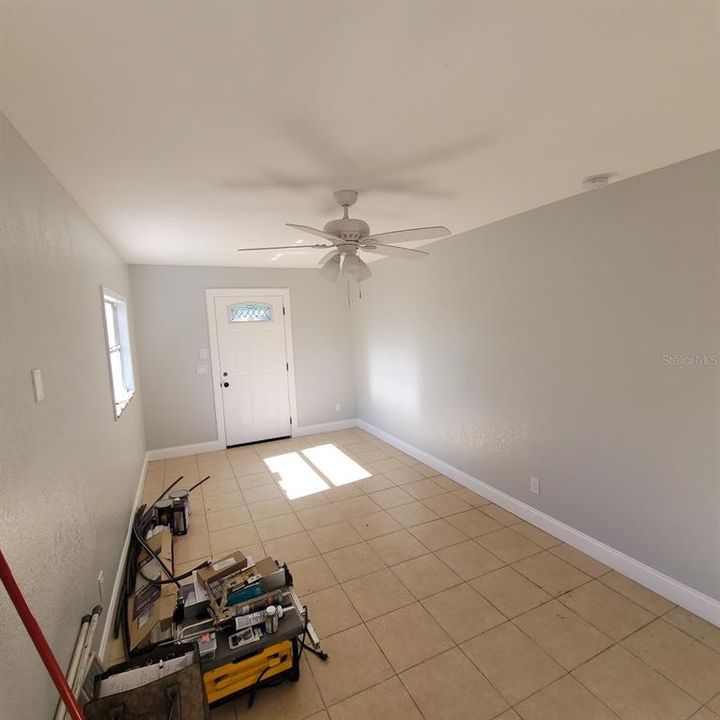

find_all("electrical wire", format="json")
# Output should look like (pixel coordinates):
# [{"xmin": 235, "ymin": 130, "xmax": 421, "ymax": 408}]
[
  {"xmin": 247, "ymin": 663, "xmax": 273, "ymax": 709},
  {"xmin": 132, "ymin": 505, "xmax": 181, "ymax": 590},
  {"xmin": 296, "ymin": 612, "xmax": 309, "ymax": 663},
  {"xmin": 296, "ymin": 606, "xmax": 329, "ymax": 661},
  {"xmin": 138, "ymin": 560, "xmax": 210, "ymax": 586},
  {"xmin": 186, "ymin": 475, "xmax": 211, "ymax": 493}
]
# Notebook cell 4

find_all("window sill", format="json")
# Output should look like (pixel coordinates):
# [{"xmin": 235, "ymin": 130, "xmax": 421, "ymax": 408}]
[{"xmin": 114, "ymin": 391, "xmax": 135, "ymax": 419}]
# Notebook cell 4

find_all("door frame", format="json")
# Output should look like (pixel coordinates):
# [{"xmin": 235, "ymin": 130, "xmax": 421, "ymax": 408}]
[{"xmin": 205, "ymin": 288, "xmax": 298, "ymax": 447}]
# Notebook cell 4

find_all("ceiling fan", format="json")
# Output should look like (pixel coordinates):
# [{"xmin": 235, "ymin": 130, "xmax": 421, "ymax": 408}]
[{"xmin": 237, "ymin": 190, "xmax": 451, "ymax": 281}]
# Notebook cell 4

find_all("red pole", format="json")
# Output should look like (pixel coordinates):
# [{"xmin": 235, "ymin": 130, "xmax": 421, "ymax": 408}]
[{"xmin": 0, "ymin": 549, "xmax": 85, "ymax": 720}]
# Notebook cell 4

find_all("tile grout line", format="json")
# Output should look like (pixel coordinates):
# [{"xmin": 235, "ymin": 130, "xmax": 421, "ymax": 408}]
[
  {"xmin": 617, "ymin": 627, "xmax": 713, "ymax": 707},
  {"xmin": 657, "ymin": 609, "xmax": 720, "ymax": 657}
]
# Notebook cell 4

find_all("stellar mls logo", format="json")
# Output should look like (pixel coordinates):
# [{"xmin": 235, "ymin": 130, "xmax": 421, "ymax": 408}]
[{"xmin": 662, "ymin": 353, "xmax": 719, "ymax": 367}]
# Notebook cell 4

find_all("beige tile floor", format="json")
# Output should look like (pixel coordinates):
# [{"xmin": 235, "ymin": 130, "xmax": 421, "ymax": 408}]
[{"xmin": 105, "ymin": 428, "xmax": 720, "ymax": 720}]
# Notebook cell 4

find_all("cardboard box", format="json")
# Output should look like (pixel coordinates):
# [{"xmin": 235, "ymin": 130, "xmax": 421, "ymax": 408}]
[
  {"xmin": 200, "ymin": 556, "xmax": 282, "ymax": 620},
  {"xmin": 196, "ymin": 552, "xmax": 248, "ymax": 599},
  {"xmin": 255, "ymin": 557, "xmax": 282, "ymax": 589},
  {"xmin": 128, "ymin": 527, "xmax": 176, "ymax": 651}
]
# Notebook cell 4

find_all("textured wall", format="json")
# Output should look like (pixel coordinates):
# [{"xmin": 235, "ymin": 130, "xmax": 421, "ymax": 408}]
[
  {"xmin": 352, "ymin": 151, "xmax": 719, "ymax": 600},
  {"xmin": 129, "ymin": 265, "xmax": 356, "ymax": 450},
  {"xmin": 0, "ymin": 114, "xmax": 146, "ymax": 719}
]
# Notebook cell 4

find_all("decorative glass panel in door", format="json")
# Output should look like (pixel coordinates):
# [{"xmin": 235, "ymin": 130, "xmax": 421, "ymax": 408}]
[{"xmin": 228, "ymin": 302, "xmax": 272, "ymax": 323}]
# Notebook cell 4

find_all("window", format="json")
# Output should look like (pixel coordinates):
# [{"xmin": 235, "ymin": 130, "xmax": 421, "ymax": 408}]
[
  {"xmin": 228, "ymin": 302, "xmax": 272, "ymax": 323},
  {"xmin": 102, "ymin": 288, "xmax": 135, "ymax": 418}
]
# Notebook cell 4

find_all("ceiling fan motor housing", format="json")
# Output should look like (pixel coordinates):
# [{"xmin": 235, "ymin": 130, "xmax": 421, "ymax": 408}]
[{"xmin": 323, "ymin": 217, "xmax": 370, "ymax": 242}]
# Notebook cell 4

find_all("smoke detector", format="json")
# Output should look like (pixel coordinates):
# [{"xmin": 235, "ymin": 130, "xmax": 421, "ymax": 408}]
[{"xmin": 582, "ymin": 173, "xmax": 613, "ymax": 191}]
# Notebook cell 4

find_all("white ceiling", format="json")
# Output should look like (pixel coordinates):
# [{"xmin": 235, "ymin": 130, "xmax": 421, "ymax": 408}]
[{"xmin": 1, "ymin": 1, "xmax": 718, "ymax": 268}]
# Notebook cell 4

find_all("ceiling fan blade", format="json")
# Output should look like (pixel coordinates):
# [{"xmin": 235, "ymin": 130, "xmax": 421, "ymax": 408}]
[
  {"xmin": 319, "ymin": 254, "xmax": 341, "ymax": 281},
  {"xmin": 361, "ymin": 244, "xmax": 429, "ymax": 259},
  {"xmin": 318, "ymin": 249, "xmax": 339, "ymax": 266},
  {"xmin": 286, "ymin": 223, "xmax": 339, "ymax": 243},
  {"xmin": 364, "ymin": 225, "xmax": 451, "ymax": 244},
  {"xmin": 237, "ymin": 244, "xmax": 332, "ymax": 252},
  {"xmin": 342, "ymin": 254, "xmax": 372, "ymax": 281}
]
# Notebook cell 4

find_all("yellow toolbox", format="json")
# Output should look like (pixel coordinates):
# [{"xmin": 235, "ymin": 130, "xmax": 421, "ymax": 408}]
[{"xmin": 203, "ymin": 639, "xmax": 295, "ymax": 705}]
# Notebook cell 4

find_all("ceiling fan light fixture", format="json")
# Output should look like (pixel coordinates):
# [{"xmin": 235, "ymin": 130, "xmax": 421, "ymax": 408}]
[
  {"xmin": 342, "ymin": 253, "xmax": 372, "ymax": 281},
  {"xmin": 319, "ymin": 253, "xmax": 341, "ymax": 281}
]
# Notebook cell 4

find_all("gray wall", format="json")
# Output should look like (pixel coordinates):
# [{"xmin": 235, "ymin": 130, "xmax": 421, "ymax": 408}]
[
  {"xmin": 0, "ymin": 114, "xmax": 146, "ymax": 718},
  {"xmin": 352, "ymin": 151, "xmax": 719, "ymax": 600},
  {"xmin": 130, "ymin": 265, "xmax": 356, "ymax": 450}
]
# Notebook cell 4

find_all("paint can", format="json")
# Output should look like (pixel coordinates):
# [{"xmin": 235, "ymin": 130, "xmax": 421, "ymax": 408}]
[
  {"xmin": 170, "ymin": 494, "xmax": 189, "ymax": 536},
  {"xmin": 169, "ymin": 489, "xmax": 190, "ymax": 514},
  {"xmin": 153, "ymin": 499, "xmax": 174, "ymax": 528},
  {"xmin": 169, "ymin": 489, "xmax": 191, "ymax": 535}
]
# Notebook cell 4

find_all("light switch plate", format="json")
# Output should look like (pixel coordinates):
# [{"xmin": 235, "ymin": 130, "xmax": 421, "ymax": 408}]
[
  {"xmin": 199, "ymin": 348, "xmax": 208, "ymax": 360},
  {"xmin": 196, "ymin": 364, "xmax": 208, "ymax": 375},
  {"xmin": 31, "ymin": 368, "xmax": 44, "ymax": 401}
]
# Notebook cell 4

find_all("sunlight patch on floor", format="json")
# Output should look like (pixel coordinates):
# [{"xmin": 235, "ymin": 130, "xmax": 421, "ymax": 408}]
[
  {"xmin": 301, "ymin": 443, "xmax": 371, "ymax": 486},
  {"xmin": 263, "ymin": 451, "xmax": 330, "ymax": 499},
  {"xmin": 263, "ymin": 443, "xmax": 371, "ymax": 499}
]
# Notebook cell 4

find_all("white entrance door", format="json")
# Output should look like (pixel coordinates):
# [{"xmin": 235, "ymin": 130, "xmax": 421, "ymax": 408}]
[{"xmin": 214, "ymin": 294, "xmax": 292, "ymax": 446}]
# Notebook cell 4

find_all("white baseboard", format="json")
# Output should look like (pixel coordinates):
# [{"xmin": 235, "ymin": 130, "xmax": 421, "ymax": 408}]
[
  {"xmin": 293, "ymin": 419, "xmax": 358, "ymax": 437},
  {"xmin": 145, "ymin": 440, "xmax": 224, "ymax": 460},
  {"xmin": 145, "ymin": 422, "xmax": 359, "ymax": 457},
  {"xmin": 98, "ymin": 454, "xmax": 148, "ymax": 660},
  {"xmin": 357, "ymin": 419, "xmax": 720, "ymax": 627}
]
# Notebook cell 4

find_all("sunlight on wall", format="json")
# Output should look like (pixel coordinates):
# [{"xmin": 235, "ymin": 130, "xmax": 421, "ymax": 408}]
[
  {"xmin": 367, "ymin": 342, "xmax": 420, "ymax": 417},
  {"xmin": 263, "ymin": 443, "xmax": 370, "ymax": 498},
  {"xmin": 301, "ymin": 443, "xmax": 371, "ymax": 486}
]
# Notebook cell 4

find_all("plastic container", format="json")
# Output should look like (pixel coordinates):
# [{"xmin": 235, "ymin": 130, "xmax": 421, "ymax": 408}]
[{"xmin": 264, "ymin": 606, "xmax": 278, "ymax": 634}]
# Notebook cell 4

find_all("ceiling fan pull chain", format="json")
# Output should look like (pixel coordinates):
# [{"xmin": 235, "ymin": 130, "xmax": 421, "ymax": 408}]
[{"xmin": 347, "ymin": 280, "xmax": 351, "ymax": 308}]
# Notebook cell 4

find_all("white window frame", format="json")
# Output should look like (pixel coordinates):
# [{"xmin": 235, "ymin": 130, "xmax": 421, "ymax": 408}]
[{"xmin": 101, "ymin": 287, "xmax": 135, "ymax": 419}]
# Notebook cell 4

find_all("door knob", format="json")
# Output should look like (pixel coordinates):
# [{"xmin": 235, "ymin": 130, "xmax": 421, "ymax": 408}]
[{"xmin": 223, "ymin": 382, "xmax": 230, "ymax": 388}]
